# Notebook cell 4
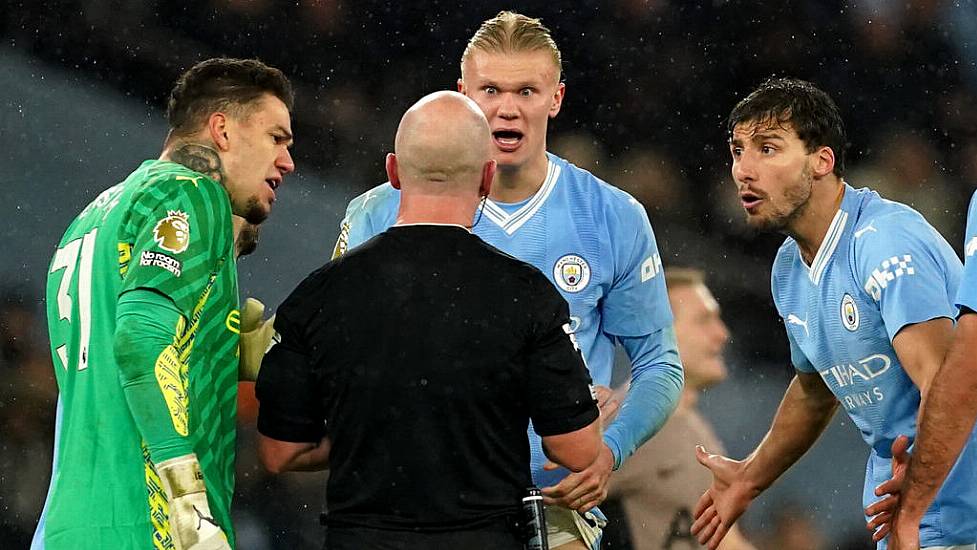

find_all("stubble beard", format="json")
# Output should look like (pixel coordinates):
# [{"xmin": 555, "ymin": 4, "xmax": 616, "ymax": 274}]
[
  {"xmin": 237, "ymin": 195, "xmax": 268, "ymax": 225},
  {"xmin": 745, "ymin": 165, "xmax": 814, "ymax": 235}
]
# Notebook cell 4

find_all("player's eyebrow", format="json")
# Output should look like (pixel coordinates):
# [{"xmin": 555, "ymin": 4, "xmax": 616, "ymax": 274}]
[
  {"xmin": 274, "ymin": 125, "xmax": 294, "ymax": 144},
  {"xmin": 750, "ymin": 132, "xmax": 786, "ymax": 143}
]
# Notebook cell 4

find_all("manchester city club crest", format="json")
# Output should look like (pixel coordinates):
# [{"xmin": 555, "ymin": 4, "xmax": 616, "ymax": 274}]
[
  {"xmin": 841, "ymin": 293, "xmax": 859, "ymax": 331},
  {"xmin": 553, "ymin": 254, "xmax": 591, "ymax": 293}
]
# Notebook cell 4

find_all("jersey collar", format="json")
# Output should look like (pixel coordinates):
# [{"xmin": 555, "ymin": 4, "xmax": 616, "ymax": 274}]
[
  {"xmin": 480, "ymin": 156, "xmax": 560, "ymax": 235},
  {"xmin": 808, "ymin": 185, "xmax": 855, "ymax": 286}
]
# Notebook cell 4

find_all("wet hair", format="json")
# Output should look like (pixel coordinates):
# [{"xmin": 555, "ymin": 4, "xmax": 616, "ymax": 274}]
[
  {"xmin": 461, "ymin": 11, "xmax": 562, "ymax": 80},
  {"xmin": 166, "ymin": 58, "xmax": 294, "ymax": 139},
  {"xmin": 728, "ymin": 77, "xmax": 847, "ymax": 177}
]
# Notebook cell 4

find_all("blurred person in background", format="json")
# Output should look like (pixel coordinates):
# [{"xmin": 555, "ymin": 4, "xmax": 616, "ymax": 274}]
[
  {"xmin": 692, "ymin": 77, "xmax": 976, "ymax": 550},
  {"xmin": 602, "ymin": 268, "xmax": 754, "ymax": 550},
  {"xmin": 330, "ymin": 11, "xmax": 684, "ymax": 550},
  {"xmin": 761, "ymin": 503, "xmax": 828, "ymax": 550},
  {"xmin": 34, "ymin": 58, "xmax": 295, "ymax": 550},
  {"xmin": 604, "ymin": 268, "xmax": 753, "ymax": 550}
]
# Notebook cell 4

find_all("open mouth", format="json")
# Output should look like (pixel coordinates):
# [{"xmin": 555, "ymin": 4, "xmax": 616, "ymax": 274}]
[
  {"xmin": 492, "ymin": 129, "xmax": 524, "ymax": 151},
  {"xmin": 740, "ymin": 191, "xmax": 763, "ymax": 211},
  {"xmin": 266, "ymin": 178, "xmax": 280, "ymax": 191}
]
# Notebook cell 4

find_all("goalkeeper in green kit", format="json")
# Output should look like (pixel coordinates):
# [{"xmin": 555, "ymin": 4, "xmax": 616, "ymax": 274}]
[{"xmin": 34, "ymin": 58, "xmax": 294, "ymax": 550}]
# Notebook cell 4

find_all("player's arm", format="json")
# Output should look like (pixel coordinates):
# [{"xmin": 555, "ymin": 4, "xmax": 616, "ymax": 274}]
[
  {"xmin": 691, "ymin": 371, "xmax": 838, "ymax": 550},
  {"xmin": 878, "ymin": 209, "xmax": 975, "ymax": 548},
  {"xmin": 600, "ymin": 197, "xmax": 684, "ymax": 468},
  {"xmin": 115, "ymin": 175, "xmax": 232, "ymax": 549},
  {"xmin": 886, "ymin": 311, "xmax": 977, "ymax": 546},
  {"xmin": 115, "ymin": 290, "xmax": 230, "ymax": 550},
  {"xmin": 892, "ymin": 318, "xmax": 952, "ymax": 401},
  {"xmin": 609, "ymin": 328, "xmax": 684, "ymax": 466}
]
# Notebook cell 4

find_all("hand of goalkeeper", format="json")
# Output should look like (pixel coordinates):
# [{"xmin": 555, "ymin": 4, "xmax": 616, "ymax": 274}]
[
  {"xmin": 156, "ymin": 454, "xmax": 230, "ymax": 550},
  {"xmin": 239, "ymin": 297, "xmax": 276, "ymax": 382}
]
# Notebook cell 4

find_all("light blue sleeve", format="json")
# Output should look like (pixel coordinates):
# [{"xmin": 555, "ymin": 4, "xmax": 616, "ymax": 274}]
[
  {"xmin": 605, "ymin": 327, "xmax": 684, "ymax": 469},
  {"xmin": 601, "ymin": 194, "xmax": 673, "ymax": 337},
  {"xmin": 956, "ymin": 190, "xmax": 977, "ymax": 312},
  {"xmin": 331, "ymin": 184, "xmax": 400, "ymax": 258},
  {"xmin": 770, "ymin": 245, "xmax": 816, "ymax": 374},
  {"xmin": 856, "ymin": 212, "xmax": 961, "ymax": 341},
  {"xmin": 785, "ymin": 325, "xmax": 816, "ymax": 373}
]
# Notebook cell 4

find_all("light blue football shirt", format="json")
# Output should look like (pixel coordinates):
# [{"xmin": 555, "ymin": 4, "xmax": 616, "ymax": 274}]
[
  {"xmin": 771, "ymin": 184, "xmax": 976, "ymax": 548},
  {"xmin": 333, "ymin": 152, "xmax": 683, "ymax": 488}
]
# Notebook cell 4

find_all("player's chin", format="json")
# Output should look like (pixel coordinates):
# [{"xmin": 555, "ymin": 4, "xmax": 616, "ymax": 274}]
[
  {"xmin": 241, "ymin": 197, "xmax": 271, "ymax": 225},
  {"xmin": 744, "ymin": 213, "xmax": 783, "ymax": 233},
  {"xmin": 494, "ymin": 152, "xmax": 527, "ymax": 172}
]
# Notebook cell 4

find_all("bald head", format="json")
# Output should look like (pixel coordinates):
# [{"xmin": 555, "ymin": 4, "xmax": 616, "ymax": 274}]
[{"xmin": 393, "ymin": 91, "xmax": 492, "ymax": 193}]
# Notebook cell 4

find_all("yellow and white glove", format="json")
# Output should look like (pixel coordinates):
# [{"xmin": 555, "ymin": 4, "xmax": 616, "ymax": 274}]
[
  {"xmin": 156, "ymin": 454, "xmax": 230, "ymax": 550},
  {"xmin": 239, "ymin": 297, "xmax": 277, "ymax": 382}
]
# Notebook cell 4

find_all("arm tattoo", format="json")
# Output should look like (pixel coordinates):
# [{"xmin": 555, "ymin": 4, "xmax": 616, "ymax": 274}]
[{"xmin": 170, "ymin": 143, "xmax": 225, "ymax": 184}]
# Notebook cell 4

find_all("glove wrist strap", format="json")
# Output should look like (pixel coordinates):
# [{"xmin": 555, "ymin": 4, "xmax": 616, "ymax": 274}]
[{"xmin": 156, "ymin": 454, "xmax": 206, "ymax": 499}]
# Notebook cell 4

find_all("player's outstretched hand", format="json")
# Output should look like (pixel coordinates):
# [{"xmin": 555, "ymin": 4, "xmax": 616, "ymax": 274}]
[
  {"xmin": 865, "ymin": 435, "xmax": 912, "ymax": 544},
  {"xmin": 239, "ymin": 297, "xmax": 277, "ymax": 382},
  {"xmin": 691, "ymin": 445, "xmax": 756, "ymax": 550},
  {"xmin": 156, "ymin": 454, "xmax": 231, "ymax": 550},
  {"xmin": 541, "ymin": 443, "xmax": 614, "ymax": 513}
]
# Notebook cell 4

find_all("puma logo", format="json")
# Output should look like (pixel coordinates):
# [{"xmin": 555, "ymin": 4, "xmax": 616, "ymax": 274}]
[
  {"xmin": 786, "ymin": 314, "xmax": 809, "ymax": 336},
  {"xmin": 854, "ymin": 223, "xmax": 877, "ymax": 239},
  {"xmin": 193, "ymin": 505, "xmax": 220, "ymax": 531}
]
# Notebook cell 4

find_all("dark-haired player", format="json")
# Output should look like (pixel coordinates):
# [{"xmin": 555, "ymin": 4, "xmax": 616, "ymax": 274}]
[
  {"xmin": 691, "ymin": 77, "xmax": 975, "ymax": 550},
  {"xmin": 35, "ymin": 58, "xmax": 294, "ymax": 550}
]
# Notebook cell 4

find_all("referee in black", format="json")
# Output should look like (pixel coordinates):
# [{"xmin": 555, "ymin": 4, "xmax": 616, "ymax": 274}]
[{"xmin": 255, "ymin": 91, "xmax": 602, "ymax": 549}]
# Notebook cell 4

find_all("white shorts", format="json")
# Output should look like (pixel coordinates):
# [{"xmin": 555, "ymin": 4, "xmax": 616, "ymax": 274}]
[
  {"xmin": 545, "ymin": 505, "xmax": 606, "ymax": 549},
  {"xmin": 924, "ymin": 546, "xmax": 976, "ymax": 550}
]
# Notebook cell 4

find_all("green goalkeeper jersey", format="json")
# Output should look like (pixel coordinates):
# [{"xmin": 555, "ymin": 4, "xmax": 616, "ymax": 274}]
[{"xmin": 37, "ymin": 160, "xmax": 240, "ymax": 549}]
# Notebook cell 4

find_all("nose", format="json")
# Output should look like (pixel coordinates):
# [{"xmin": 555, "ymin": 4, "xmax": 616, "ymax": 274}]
[
  {"xmin": 732, "ymin": 153, "xmax": 756, "ymax": 185},
  {"xmin": 497, "ymin": 92, "xmax": 518, "ymax": 120},
  {"xmin": 715, "ymin": 319, "xmax": 730, "ymax": 344},
  {"xmin": 277, "ymin": 147, "xmax": 295, "ymax": 175}
]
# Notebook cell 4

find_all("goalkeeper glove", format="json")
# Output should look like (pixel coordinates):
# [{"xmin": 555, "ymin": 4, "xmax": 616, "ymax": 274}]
[
  {"xmin": 156, "ymin": 454, "xmax": 230, "ymax": 550},
  {"xmin": 239, "ymin": 297, "xmax": 276, "ymax": 382}
]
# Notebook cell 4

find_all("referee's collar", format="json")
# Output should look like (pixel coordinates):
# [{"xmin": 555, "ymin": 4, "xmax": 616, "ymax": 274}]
[{"xmin": 392, "ymin": 222, "xmax": 472, "ymax": 233}]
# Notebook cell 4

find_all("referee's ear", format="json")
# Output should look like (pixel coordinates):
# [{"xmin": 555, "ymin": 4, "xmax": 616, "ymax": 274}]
[
  {"xmin": 386, "ymin": 153, "xmax": 402, "ymax": 190},
  {"xmin": 480, "ymin": 159, "xmax": 496, "ymax": 197}
]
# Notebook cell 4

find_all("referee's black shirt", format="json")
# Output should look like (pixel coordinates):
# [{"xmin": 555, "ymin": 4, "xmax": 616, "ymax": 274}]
[{"xmin": 257, "ymin": 224, "xmax": 599, "ymax": 532}]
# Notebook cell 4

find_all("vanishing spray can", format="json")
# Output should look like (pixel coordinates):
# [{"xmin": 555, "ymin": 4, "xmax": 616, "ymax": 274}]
[{"xmin": 522, "ymin": 486, "xmax": 548, "ymax": 550}]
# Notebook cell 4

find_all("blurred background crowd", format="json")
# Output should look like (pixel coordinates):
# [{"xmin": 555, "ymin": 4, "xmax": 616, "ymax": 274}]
[{"xmin": 3, "ymin": 1, "xmax": 977, "ymax": 548}]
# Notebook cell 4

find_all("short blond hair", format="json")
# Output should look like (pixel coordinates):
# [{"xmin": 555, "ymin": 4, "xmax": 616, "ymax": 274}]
[{"xmin": 461, "ymin": 11, "xmax": 562, "ymax": 79}]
